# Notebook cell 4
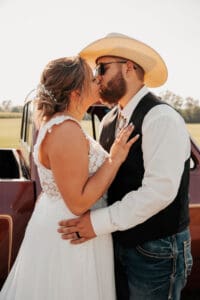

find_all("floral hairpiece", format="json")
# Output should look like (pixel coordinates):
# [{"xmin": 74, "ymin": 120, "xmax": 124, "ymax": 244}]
[{"xmin": 37, "ymin": 83, "xmax": 57, "ymax": 103}]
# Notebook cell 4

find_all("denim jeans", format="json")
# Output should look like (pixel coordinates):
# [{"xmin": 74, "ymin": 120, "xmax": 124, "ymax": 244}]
[{"xmin": 114, "ymin": 228, "xmax": 193, "ymax": 300}]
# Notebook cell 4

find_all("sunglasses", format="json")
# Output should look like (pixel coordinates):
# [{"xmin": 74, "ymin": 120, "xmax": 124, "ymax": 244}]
[{"xmin": 94, "ymin": 61, "xmax": 127, "ymax": 77}]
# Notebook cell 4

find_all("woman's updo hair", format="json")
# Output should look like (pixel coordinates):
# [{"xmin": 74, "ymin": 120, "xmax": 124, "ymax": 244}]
[{"xmin": 36, "ymin": 56, "xmax": 91, "ymax": 120}]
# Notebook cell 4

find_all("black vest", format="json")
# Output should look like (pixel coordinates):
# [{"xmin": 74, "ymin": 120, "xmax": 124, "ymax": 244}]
[{"xmin": 99, "ymin": 92, "xmax": 190, "ymax": 247}]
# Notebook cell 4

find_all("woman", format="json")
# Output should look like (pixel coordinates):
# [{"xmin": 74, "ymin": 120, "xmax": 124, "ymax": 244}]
[{"xmin": 0, "ymin": 56, "xmax": 138, "ymax": 300}]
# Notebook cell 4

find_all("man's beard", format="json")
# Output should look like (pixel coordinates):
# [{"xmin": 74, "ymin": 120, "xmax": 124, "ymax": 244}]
[{"xmin": 99, "ymin": 71, "xmax": 127, "ymax": 105}]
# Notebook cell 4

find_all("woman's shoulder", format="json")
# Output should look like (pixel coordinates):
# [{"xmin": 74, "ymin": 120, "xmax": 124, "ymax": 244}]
[
  {"xmin": 37, "ymin": 114, "xmax": 86, "ymax": 150},
  {"xmin": 43, "ymin": 114, "xmax": 80, "ymax": 131}
]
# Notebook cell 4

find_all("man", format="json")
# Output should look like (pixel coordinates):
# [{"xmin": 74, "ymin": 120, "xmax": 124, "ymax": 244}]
[{"xmin": 58, "ymin": 33, "xmax": 193, "ymax": 299}]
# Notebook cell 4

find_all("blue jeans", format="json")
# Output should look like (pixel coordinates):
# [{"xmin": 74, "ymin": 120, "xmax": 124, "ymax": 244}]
[{"xmin": 114, "ymin": 228, "xmax": 193, "ymax": 300}]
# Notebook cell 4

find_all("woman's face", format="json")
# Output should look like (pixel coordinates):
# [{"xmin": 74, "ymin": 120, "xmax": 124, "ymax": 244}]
[{"xmin": 84, "ymin": 68, "xmax": 100, "ymax": 106}]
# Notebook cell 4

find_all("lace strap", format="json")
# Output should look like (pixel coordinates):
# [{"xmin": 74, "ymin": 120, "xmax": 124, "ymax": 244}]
[{"xmin": 34, "ymin": 115, "xmax": 83, "ymax": 165}]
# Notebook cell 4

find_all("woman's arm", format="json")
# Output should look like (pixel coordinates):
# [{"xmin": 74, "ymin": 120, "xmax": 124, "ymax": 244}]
[{"xmin": 40, "ymin": 120, "xmax": 138, "ymax": 215}]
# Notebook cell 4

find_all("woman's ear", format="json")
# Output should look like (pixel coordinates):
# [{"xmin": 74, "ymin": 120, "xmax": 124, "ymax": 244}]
[{"xmin": 71, "ymin": 90, "xmax": 80, "ymax": 99}]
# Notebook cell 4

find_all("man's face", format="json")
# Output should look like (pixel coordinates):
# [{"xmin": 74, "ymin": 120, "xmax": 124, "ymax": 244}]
[{"xmin": 95, "ymin": 57, "xmax": 127, "ymax": 106}]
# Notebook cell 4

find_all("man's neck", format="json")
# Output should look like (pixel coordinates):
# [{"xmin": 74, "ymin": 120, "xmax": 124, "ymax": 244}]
[{"xmin": 119, "ymin": 83, "xmax": 144, "ymax": 109}]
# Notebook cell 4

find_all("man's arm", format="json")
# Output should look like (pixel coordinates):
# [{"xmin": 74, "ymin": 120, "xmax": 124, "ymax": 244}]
[
  {"xmin": 58, "ymin": 105, "xmax": 190, "ymax": 243},
  {"xmin": 90, "ymin": 105, "xmax": 191, "ymax": 235}
]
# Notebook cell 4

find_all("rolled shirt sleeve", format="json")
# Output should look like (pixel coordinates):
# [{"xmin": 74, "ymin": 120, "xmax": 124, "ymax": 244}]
[{"xmin": 91, "ymin": 104, "xmax": 191, "ymax": 236}]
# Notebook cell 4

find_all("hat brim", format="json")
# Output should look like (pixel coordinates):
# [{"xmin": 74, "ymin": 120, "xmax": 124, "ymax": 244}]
[{"xmin": 79, "ymin": 34, "xmax": 168, "ymax": 87}]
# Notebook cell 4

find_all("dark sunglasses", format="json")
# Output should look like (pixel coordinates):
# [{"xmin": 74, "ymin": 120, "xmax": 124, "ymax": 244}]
[{"xmin": 94, "ymin": 61, "xmax": 127, "ymax": 77}]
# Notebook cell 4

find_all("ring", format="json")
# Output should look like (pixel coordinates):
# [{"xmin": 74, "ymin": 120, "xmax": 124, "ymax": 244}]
[{"xmin": 75, "ymin": 231, "xmax": 81, "ymax": 239}]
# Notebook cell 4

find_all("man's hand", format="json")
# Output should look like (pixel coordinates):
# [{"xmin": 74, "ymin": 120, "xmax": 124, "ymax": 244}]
[{"xmin": 57, "ymin": 211, "xmax": 96, "ymax": 244}]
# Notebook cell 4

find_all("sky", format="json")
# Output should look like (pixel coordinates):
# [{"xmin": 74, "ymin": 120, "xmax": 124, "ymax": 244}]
[{"xmin": 0, "ymin": 0, "xmax": 200, "ymax": 106}]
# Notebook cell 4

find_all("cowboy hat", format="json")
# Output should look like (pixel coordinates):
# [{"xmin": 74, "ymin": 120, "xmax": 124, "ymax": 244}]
[{"xmin": 79, "ymin": 33, "xmax": 168, "ymax": 87}]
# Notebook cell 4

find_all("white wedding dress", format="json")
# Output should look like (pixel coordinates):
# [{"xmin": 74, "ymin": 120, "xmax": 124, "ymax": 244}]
[{"xmin": 0, "ymin": 116, "xmax": 116, "ymax": 300}]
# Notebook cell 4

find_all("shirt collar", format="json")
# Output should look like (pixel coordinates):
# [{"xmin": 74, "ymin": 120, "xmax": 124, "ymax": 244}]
[{"xmin": 118, "ymin": 86, "xmax": 149, "ymax": 121}]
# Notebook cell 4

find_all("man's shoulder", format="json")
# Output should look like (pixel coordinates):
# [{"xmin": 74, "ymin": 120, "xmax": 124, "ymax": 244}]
[{"xmin": 145, "ymin": 103, "xmax": 186, "ymax": 127}]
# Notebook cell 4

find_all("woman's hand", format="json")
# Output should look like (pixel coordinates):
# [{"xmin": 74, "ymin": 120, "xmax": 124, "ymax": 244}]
[{"xmin": 110, "ymin": 124, "xmax": 139, "ymax": 164}]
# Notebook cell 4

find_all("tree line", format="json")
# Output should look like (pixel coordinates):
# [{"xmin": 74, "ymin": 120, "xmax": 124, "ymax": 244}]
[
  {"xmin": 160, "ymin": 90, "xmax": 200, "ymax": 123},
  {"xmin": 0, "ymin": 100, "xmax": 23, "ymax": 113},
  {"xmin": 1, "ymin": 91, "xmax": 200, "ymax": 123}
]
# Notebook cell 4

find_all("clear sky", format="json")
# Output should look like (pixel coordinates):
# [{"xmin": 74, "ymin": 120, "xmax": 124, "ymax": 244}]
[{"xmin": 0, "ymin": 0, "xmax": 200, "ymax": 105}]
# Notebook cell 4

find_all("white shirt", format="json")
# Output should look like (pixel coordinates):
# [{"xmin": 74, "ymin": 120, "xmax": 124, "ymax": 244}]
[
  {"xmin": 91, "ymin": 86, "xmax": 191, "ymax": 235},
  {"xmin": 117, "ymin": 85, "xmax": 149, "ymax": 130}
]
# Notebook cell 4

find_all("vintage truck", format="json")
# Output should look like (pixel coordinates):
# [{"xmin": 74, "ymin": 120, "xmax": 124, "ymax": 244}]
[{"xmin": 0, "ymin": 97, "xmax": 200, "ymax": 296}]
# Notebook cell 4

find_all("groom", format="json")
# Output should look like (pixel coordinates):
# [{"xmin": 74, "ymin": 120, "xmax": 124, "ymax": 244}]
[{"xmin": 58, "ymin": 33, "xmax": 192, "ymax": 299}]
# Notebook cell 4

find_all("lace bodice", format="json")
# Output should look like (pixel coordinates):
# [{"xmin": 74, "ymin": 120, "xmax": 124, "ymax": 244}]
[{"xmin": 33, "ymin": 115, "xmax": 109, "ymax": 201}]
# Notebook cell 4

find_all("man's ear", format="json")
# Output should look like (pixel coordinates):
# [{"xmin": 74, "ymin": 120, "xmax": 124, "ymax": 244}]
[
  {"xmin": 124, "ymin": 61, "xmax": 135, "ymax": 78},
  {"xmin": 125, "ymin": 61, "xmax": 136, "ymax": 74}
]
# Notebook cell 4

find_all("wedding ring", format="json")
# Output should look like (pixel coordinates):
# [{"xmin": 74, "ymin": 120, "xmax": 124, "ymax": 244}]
[{"xmin": 75, "ymin": 231, "xmax": 81, "ymax": 239}]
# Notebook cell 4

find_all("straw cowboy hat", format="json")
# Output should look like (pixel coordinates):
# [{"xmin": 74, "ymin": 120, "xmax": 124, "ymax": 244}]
[{"xmin": 79, "ymin": 33, "xmax": 168, "ymax": 87}]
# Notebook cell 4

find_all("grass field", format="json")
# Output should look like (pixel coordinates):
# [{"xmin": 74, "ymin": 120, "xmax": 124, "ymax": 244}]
[
  {"xmin": 0, "ymin": 118, "xmax": 200, "ymax": 148},
  {"xmin": 186, "ymin": 124, "xmax": 200, "ymax": 145},
  {"xmin": 0, "ymin": 118, "xmax": 22, "ymax": 148}
]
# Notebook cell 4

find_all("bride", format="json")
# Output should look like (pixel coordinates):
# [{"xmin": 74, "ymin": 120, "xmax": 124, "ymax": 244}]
[{"xmin": 0, "ymin": 56, "xmax": 138, "ymax": 300}]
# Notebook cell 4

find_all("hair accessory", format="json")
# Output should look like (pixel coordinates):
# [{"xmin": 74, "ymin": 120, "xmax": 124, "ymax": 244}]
[{"xmin": 37, "ymin": 83, "xmax": 57, "ymax": 103}]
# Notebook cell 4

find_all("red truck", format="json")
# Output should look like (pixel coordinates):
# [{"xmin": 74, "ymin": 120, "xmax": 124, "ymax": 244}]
[{"xmin": 0, "ymin": 98, "xmax": 200, "ymax": 297}]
